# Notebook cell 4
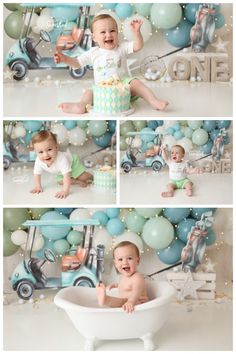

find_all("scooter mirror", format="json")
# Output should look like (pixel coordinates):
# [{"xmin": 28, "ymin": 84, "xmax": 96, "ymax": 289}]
[
  {"xmin": 44, "ymin": 248, "xmax": 56, "ymax": 263},
  {"xmin": 40, "ymin": 30, "xmax": 51, "ymax": 43}
]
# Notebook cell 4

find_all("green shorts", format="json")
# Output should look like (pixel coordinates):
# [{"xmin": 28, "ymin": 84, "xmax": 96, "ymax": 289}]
[
  {"xmin": 56, "ymin": 154, "xmax": 86, "ymax": 182},
  {"xmin": 170, "ymin": 178, "xmax": 192, "ymax": 189},
  {"xmin": 122, "ymin": 77, "xmax": 139, "ymax": 102}
]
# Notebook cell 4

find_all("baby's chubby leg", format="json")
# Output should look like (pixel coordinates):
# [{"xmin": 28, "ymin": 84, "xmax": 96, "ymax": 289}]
[
  {"xmin": 96, "ymin": 283, "xmax": 127, "ymax": 308},
  {"xmin": 72, "ymin": 171, "xmax": 93, "ymax": 187},
  {"xmin": 130, "ymin": 79, "xmax": 168, "ymax": 111},
  {"xmin": 161, "ymin": 183, "xmax": 176, "ymax": 198},
  {"xmin": 184, "ymin": 181, "xmax": 193, "ymax": 196},
  {"xmin": 59, "ymin": 89, "xmax": 93, "ymax": 114}
]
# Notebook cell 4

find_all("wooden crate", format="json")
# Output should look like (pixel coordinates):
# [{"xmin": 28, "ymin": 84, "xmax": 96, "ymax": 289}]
[{"xmin": 167, "ymin": 271, "xmax": 216, "ymax": 300}]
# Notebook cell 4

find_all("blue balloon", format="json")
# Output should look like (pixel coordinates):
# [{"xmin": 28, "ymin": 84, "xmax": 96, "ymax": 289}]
[
  {"xmin": 172, "ymin": 123, "xmax": 181, "ymax": 131},
  {"xmin": 216, "ymin": 120, "xmax": 231, "ymax": 129},
  {"xmin": 214, "ymin": 13, "xmax": 225, "ymax": 29},
  {"xmin": 202, "ymin": 120, "xmax": 216, "ymax": 132},
  {"xmin": 174, "ymin": 130, "xmax": 184, "ymax": 140},
  {"xmin": 163, "ymin": 208, "xmax": 191, "ymax": 224},
  {"xmin": 156, "ymin": 120, "xmax": 164, "ymax": 126},
  {"xmin": 115, "ymin": 3, "xmax": 133, "ymax": 19},
  {"xmin": 165, "ymin": 19, "xmax": 193, "ymax": 48},
  {"xmin": 167, "ymin": 127, "xmax": 175, "ymax": 136},
  {"xmin": 184, "ymin": 3, "xmax": 200, "ymax": 23},
  {"xmin": 23, "ymin": 131, "xmax": 33, "ymax": 146},
  {"xmin": 140, "ymin": 127, "xmax": 155, "ymax": 143},
  {"xmin": 210, "ymin": 129, "xmax": 220, "ymax": 141},
  {"xmin": 93, "ymin": 132, "xmax": 112, "ymax": 148},
  {"xmin": 147, "ymin": 120, "xmax": 158, "ymax": 130},
  {"xmin": 108, "ymin": 120, "xmax": 116, "ymax": 134},
  {"xmin": 200, "ymin": 139, "xmax": 213, "ymax": 154},
  {"xmin": 103, "ymin": 3, "xmax": 117, "ymax": 10},
  {"xmin": 92, "ymin": 211, "xmax": 109, "ymax": 226},
  {"xmin": 107, "ymin": 218, "xmax": 125, "ymax": 236},
  {"xmin": 223, "ymin": 135, "xmax": 230, "ymax": 145},
  {"xmin": 141, "ymin": 141, "xmax": 148, "ymax": 152},
  {"xmin": 54, "ymin": 208, "xmax": 74, "ymax": 216},
  {"xmin": 40, "ymin": 211, "xmax": 71, "ymax": 240},
  {"xmin": 176, "ymin": 218, "xmax": 196, "ymax": 243},
  {"xmin": 23, "ymin": 120, "xmax": 43, "ymax": 132},
  {"xmin": 63, "ymin": 120, "xmax": 77, "ymax": 130},
  {"xmin": 157, "ymin": 238, "xmax": 185, "ymax": 264},
  {"xmin": 205, "ymin": 228, "xmax": 216, "ymax": 246},
  {"xmin": 191, "ymin": 208, "xmax": 217, "ymax": 220},
  {"xmin": 106, "ymin": 208, "xmax": 120, "ymax": 218},
  {"xmin": 77, "ymin": 120, "xmax": 89, "ymax": 129},
  {"xmin": 51, "ymin": 6, "xmax": 79, "ymax": 21}
]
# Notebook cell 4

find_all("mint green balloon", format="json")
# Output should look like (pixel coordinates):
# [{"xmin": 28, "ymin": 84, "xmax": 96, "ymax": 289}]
[
  {"xmin": 120, "ymin": 136, "xmax": 128, "ymax": 150},
  {"xmin": 4, "ymin": 208, "xmax": 30, "ymax": 231},
  {"xmin": 88, "ymin": 120, "xmax": 107, "ymax": 137},
  {"xmin": 53, "ymin": 239, "xmax": 70, "ymax": 255},
  {"xmin": 150, "ymin": 4, "xmax": 182, "ymax": 30},
  {"xmin": 142, "ymin": 217, "xmax": 174, "ymax": 249},
  {"xmin": 120, "ymin": 121, "xmax": 135, "ymax": 137},
  {"xmin": 125, "ymin": 211, "xmax": 146, "ymax": 233},
  {"xmin": 192, "ymin": 128, "xmax": 209, "ymax": 146},
  {"xmin": 4, "ymin": 4, "xmax": 19, "ymax": 11},
  {"xmin": 134, "ymin": 4, "xmax": 152, "ymax": 17},
  {"xmin": 187, "ymin": 120, "xmax": 203, "ymax": 130},
  {"xmin": 4, "ymin": 229, "xmax": 19, "ymax": 256},
  {"xmin": 183, "ymin": 127, "xmax": 193, "ymax": 138},
  {"xmin": 67, "ymin": 230, "xmax": 83, "ymax": 246},
  {"xmin": 133, "ymin": 120, "xmax": 147, "ymax": 131},
  {"xmin": 4, "ymin": 11, "xmax": 24, "ymax": 39},
  {"xmin": 77, "ymin": 120, "xmax": 89, "ymax": 129},
  {"xmin": 135, "ymin": 208, "xmax": 162, "ymax": 218}
]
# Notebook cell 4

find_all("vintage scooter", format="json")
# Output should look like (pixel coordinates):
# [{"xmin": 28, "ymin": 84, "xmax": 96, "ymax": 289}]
[
  {"xmin": 5, "ymin": 4, "xmax": 93, "ymax": 80},
  {"xmin": 11, "ymin": 218, "xmax": 104, "ymax": 300}
]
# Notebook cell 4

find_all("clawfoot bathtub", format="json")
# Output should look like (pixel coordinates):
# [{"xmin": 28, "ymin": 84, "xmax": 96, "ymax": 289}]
[{"xmin": 54, "ymin": 280, "xmax": 176, "ymax": 350}]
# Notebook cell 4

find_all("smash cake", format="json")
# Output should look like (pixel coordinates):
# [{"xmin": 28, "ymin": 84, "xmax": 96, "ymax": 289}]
[
  {"xmin": 92, "ymin": 77, "xmax": 131, "ymax": 115},
  {"xmin": 93, "ymin": 165, "xmax": 116, "ymax": 190}
]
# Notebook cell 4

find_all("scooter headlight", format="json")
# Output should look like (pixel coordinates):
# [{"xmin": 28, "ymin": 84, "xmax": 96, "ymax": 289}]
[{"xmin": 9, "ymin": 52, "xmax": 14, "ymax": 58}]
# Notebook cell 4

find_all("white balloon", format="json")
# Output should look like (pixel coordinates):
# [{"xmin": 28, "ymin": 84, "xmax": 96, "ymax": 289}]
[
  {"xmin": 94, "ymin": 227, "xmax": 112, "ymax": 252},
  {"xmin": 162, "ymin": 135, "xmax": 177, "ymax": 150},
  {"xmin": 51, "ymin": 123, "xmax": 68, "ymax": 144},
  {"xmin": 24, "ymin": 12, "xmax": 39, "ymax": 28},
  {"xmin": 132, "ymin": 136, "xmax": 142, "ymax": 148},
  {"xmin": 114, "ymin": 231, "xmax": 144, "ymax": 253},
  {"xmin": 155, "ymin": 126, "xmax": 166, "ymax": 135},
  {"xmin": 20, "ymin": 228, "xmax": 45, "ymax": 251},
  {"xmin": 178, "ymin": 137, "xmax": 193, "ymax": 153},
  {"xmin": 123, "ymin": 15, "xmax": 152, "ymax": 43},
  {"xmin": 164, "ymin": 120, "xmax": 179, "ymax": 129},
  {"xmin": 119, "ymin": 208, "xmax": 131, "ymax": 222},
  {"xmin": 70, "ymin": 209, "xmax": 91, "ymax": 231},
  {"xmin": 32, "ymin": 25, "xmax": 41, "ymax": 34},
  {"xmin": 11, "ymin": 230, "xmax": 28, "ymax": 246},
  {"xmin": 68, "ymin": 127, "xmax": 87, "ymax": 146},
  {"xmin": 40, "ymin": 7, "xmax": 52, "ymax": 17},
  {"xmin": 36, "ymin": 15, "xmax": 54, "ymax": 32},
  {"xmin": 13, "ymin": 125, "xmax": 26, "ymax": 138}
]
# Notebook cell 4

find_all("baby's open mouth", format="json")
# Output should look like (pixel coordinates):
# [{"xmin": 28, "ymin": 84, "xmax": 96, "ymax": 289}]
[
  {"xmin": 105, "ymin": 39, "xmax": 113, "ymax": 44},
  {"xmin": 122, "ymin": 267, "xmax": 130, "ymax": 272}
]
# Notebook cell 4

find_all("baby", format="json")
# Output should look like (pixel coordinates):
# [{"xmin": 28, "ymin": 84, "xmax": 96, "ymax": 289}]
[
  {"xmin": 30, "ymin": 130, "xmax": 93, "ymax": 199},
  {"xmin": 161, "ymin": 144, "xmax": 202, "ymax": 197},
  {"xmin": 96, "ymin": 241, "xmax": 148, "ymax": 313},
  {"xmin": 54, "ymin": 14, "xmax": 168, "ymax": 114}
]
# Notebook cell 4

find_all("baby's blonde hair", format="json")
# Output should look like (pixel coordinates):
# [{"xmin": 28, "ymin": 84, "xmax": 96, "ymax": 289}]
[
  {"xmin": 172, "ymin": 144, "xmax": 185, "ymax": 155},
  {"xmin": 113, "ymin": 241, "xmax": 140, "ymax": 258},
  {"xmin": 31, "ymin": 130, "xmax": 58, "ymax": 148},
  {"xmin": 91, "ymin": 14, "xmax": 118, "ymax": 33}
]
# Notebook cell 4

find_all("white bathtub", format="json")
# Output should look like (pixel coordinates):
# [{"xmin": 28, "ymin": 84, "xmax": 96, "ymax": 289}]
[{"xmin": 54, "ymin": 280, "xmax": 176, "ymax": 350}]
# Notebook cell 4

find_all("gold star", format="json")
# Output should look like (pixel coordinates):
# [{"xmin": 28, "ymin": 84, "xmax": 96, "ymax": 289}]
[{"xmin": 211, "ymin": 36, "xmax": 230, "ymax": 52}]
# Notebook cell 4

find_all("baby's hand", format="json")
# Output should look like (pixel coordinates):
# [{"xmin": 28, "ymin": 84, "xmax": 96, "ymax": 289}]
[
  {"xmin": 54, "ymin": 52, "xmax": 65, "ymax": 64},
  {"xmin": 55, "ymin": 190, "xmax": 69, "ymax": 199},
  {"xmin": 129, "ymin": 19, "xmax": 143, "ymax": 32},
  {"xmin": 123, "ymin": 301, "xmax": 135, "ymax": 313},
  {"xmin": 30, "ymin": 186, "xmax": 43, "ymax": 194},
  {"xmin": 196, "ymin": 167, "xmax": 203, "ymax": 174}
]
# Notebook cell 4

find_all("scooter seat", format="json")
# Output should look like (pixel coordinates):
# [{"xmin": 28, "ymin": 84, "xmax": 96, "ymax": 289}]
[
  {"xmin": 61, "ymin": 247, "xmax": 88, "ymax": 272},
  {"xmin": 56, "ymin": 28, "xmax": 84, "ymax": 51},
  {"xmin": 145, "ymin": 145, "xmax": 160, "ymax": 158}
]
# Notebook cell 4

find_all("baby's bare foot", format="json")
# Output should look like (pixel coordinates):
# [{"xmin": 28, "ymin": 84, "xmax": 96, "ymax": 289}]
[
  {"xmin": 186, "ymin": 189, "xmax": 193, "ymax": 196},
  {"xmin": 96, "ymin": 282, "xmax": 106, "ymax": 306},
  {"xmin": 151, "ymin": 99, "xmax": 169, "ymax": 111},
  {"xmin": 161, "ymin": 191, "xmax": 174, "ymax": 198},
  {"xmin": 58, "ymin": 102, "xmax": 87, "ymax": 114}
]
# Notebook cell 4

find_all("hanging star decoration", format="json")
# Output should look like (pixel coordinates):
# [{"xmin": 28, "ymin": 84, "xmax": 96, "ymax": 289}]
[
  {"xmin": 172, "ymin": 271, "xmax": 206, "ymax": 301},
  {"xmin": 3, "ymin": 67, "xmax": 16, "ymax": 81},
  {"xmin": 211, "ymin": 36, "xmax": 230, "ymax": 52}
]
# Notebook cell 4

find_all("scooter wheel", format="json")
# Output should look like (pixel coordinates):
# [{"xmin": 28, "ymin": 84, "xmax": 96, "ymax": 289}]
[
  {"xmin": 152, "ymin": 161, "xmax": 162, "ymax": 172},
  {"xmin": 122, "ymin": 162, "xmax": 132, "ymax": 173},
  {"xmin": 16, "ymin": 280, "xmax": 34, "ymax": 300},
  {"xmin": 74, "ymin": 277, "xmax": 95, "ymax": 287},
  {"xmin": 69, "ymin": 66, "xmax": 87, "ymax": 79},
  {"xmin": 10, "ymin": 60, "xmax": 28, "ymax": 81},
  {"xmin": 3, "ymin": 156, "xmax": 11, "ymax": 170}
]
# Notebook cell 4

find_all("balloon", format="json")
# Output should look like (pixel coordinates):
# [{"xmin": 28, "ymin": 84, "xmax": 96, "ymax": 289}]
[
  {"xmin": 14, "ymin": 125, "xmax": 26, "ymax": 138},
  {"xmin": 102, "ymin": 4, "xmax": 117, "ymax": 10},
  {"xmin": 68, "ymin": 126, "xmax": 86, "ymax": 146},
  {"xmin": 36, "ymin": 15, "xmax": 54, "ymax": 32},
  {"xmin": 24, "ymin": 12, "xmax": 39, "ymax": 28},
  {"xmin": 165, "ymin": 19, "xmax": 192, "ymax": 47},
  {"xmin": 120, "ymin": 121, "xmax": 135, "ymax": 136},
  {"xmin": 20, "ymin": 229, "xmax": 44, "ymax": 251},
  {"xmin": 23, "ymin": 120, "xmax": 43, "ymax": 132},
  {"xmin": 123, "ymin": 15, "xmax": 152, "ymax": 43},
  {"xmin": 69, "ymin": 208, "xmax": 91, "ymax": 231},
  {"xmin": 214, "ymin": 13, "xmax": 225, "ymax": 29},
  {"xmin": 210, "ymin": 129, "xmax": 220, "ymax": 142},
  {"xmin": 192, "ymin": 128, "xmax": 209, "ymax": 146},
  {"xmin": 120, "ymin": 136, "xmax": 128, "ymax": 150},
  {"xmin": 40, "ymin": 7, "xmax": 52, "ymax": 17},
  {"xmin": 163, "ymin": 208, "xmax": 191, "ymax": 224},
  {"xmin": 174, "ymin": 130, "xmax": 184, "ymax": 140},
  {"xmin": 63, "ymin": 120, "xmax": 77, "ymax": 130},
  {"xmin": 134, "ymin": 4, "xmax": 152, "ymax": 17},
  {"xmin": 125, "ymin": 211, "xmax": 146, "ymax": 234},
  {"xmin": 142, "ymin": 217, "xmax": 174, "ymax": 249},
  {"xmin": 155, "ymin": 126, "xmax": 166, "ymax": 135},
  {"xmin": 36, "ymin": 237, "xmax": 54, "ymax": 259},
  {"xmin": 205, "ymin": 228, "xmax": 216, "ymax": 246},
  {"xmin": 133, "ymin": 120, "xmax": 147, "ymax": 131},
  {"xmin": 106, "ymin": 208, "xmax": 120, "ymax": 218},
  {"xmin": 40, "ymin": 211, "xmax": 71, "ymax": 240},
  {"xmin": 184, "ymin": 3, "xmax": 200, "ymax": 23},
  {"xmin": 107, "ymin": 218, "xmax": 125, "ymax": 236},
  {"xmin": 187, "ymin": 120, "xmax": 203, "ymax": 130},
  {"xmin": 147, "ymin": 121, "xmax": 158, "ymax": 130},
  {"xmin": 191, "ymin": 208, "xmax": 217, "ymax": 220},
  {"xmin": 11, "ymin": 229, "xmax": 28, "ymax": 245},
  {"xmin": 92, "ymin": 211, "xmax": 109, "ymax": 226},
  {"xmin": 4, "ymin": 4, "xmax": 19, "ymax": 11},
  {"xmin": 51, "ymin": 6, "xmax": 79, "ymax": 22},
  {"xmin": 114, "ymin": 231, "xmax": 144, "ymax": 253},
  {"xmin": 94, "ymin": 227, "xmax": 112, "ymax": 252},
  {"xmin": 4, "ymin": 229, "xmax": 19, "ymax": 256},
  {"xmin": 150, "ymin": 4, "xmax": 182, "ymax": 30},
  {"xmin": 53, "ymin": 239, "xmax": 70, "ymax": 255},
  {"xmin": 119, "ymin": 208, "xmax": 130, "ymax": 222},
  {"xmin": 51, "ymin": 123, "xmax": 68, "ymax": 144},
  {"xmin": 140, "ymin": 128, "xmax": 155, "ymax": 143},
  {"xmin": 135, "ymin": 208, "xmax": 162, "ymax": 218},
  {"xmin": 77, "ymin": 120, "xmax": 89, "ymax": 129},
  {"xmin": 183, "ymin": 126, "xmax": 193, "ymax": 139},
  {"xmin": 176, "ymin": 218, "xmax": 197, "ymax": 243},
  {"xmin": 216, "ymin": 120, "xmax": 231, "ymax": 129},
  {"xmin": 4, "ymin": 11, "xmax": 24, "ymax": 39},
  {"xmin": 162, "ymin": 135, "xmax": 177, "ymax": 150},
  {"xmin": 115, "ymin": 4, "xmax": 133, "ymax": 19},
  {"xmin": 88, "ymin": 120, "xmax": 107, "ymax": 137},
  {"xmin": 93, "ymin": 132, "xmax": 112, "ymax": 148},
  {"xmin": 108, "ymin": 120, "xmax": 116, "ymax": 134},
  {"xmin": 67, "ymin": 230, "xmax": 83, "ymax": 245},
  {"xmin": 200, "ymin": 139, "xmax": 213, "ymax": 154},
  {"xmin": 4, "ymin": 208, "xmax": 30, "ymax": 230},
  {"xmin": 30, "ymin": 208, "xmax": 53, "ymax": 220},
  {"xmin": 55, "ymin": 208, "xmax": 74, "ymax": 216},
  {"xmin": 178, "ymin": 137, "xmax": 193, "ymax": 153},
  {"xmin": 202, "ymin": 120, "xmax": 217, "ymax": 132},
  {"xmin": 172, "ymin": 123, "xmax": 180, "ymax": 131},
  {"xmin": 157, "ymin": 238, "xmax": 185, "ymax": 264}
]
